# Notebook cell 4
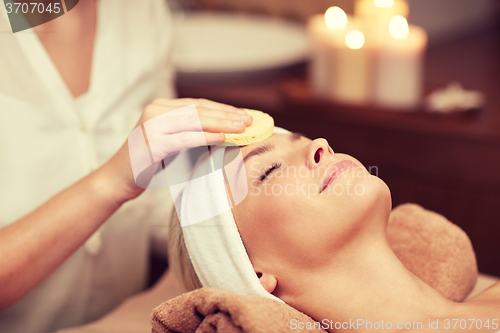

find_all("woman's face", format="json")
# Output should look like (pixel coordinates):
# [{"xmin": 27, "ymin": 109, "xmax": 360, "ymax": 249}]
[{"xmin": 231, "ymin": 133, "xmax": 391, "ymax": 277}]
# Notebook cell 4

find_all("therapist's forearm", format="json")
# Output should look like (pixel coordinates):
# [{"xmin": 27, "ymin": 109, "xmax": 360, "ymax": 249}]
[{"xmin": 0, "ymin": 165, "xmax": 125, "ymax": 311}]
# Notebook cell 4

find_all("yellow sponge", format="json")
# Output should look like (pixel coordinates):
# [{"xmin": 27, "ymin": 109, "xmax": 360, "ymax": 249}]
[{"xmin": 224, "ymin": 109, "xmax": 274, "ymax": 146}]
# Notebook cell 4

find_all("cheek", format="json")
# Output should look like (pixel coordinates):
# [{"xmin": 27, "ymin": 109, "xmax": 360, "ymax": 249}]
[
  {"xmin": 245, "ymin": 179, "xmax": 327, "ymax": 262},
  {"xmin": 256, "ymin": 177, "xmax": 318, "ymax": 223},
  {"xmin": 235, "ymin": 179, "xmax": 309, "ymax": 250}
]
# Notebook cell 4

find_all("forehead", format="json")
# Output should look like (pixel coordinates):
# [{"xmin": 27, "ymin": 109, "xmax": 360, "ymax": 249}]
[{"xmin": 240, "ymin": 133, "xmax": 308, "ymax": 156}]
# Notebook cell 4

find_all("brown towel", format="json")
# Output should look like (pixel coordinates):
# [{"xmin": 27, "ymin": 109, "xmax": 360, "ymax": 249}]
[
  {"xmin": 152, "ymin": 204, "xmax": 478, "ymax": 332},
  {"xmin": 151, "ymin": 288, "xmax": 326, "ymax": 333},
  {"xmin": 387, "ymin": 203, "xmax": 477, "ymax": 302}
]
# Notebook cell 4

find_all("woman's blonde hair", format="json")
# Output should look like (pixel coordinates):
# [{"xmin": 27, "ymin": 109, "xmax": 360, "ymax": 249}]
[{"xmin": 167, "ymin": 209, "xmax": 202, "ymax": 291}]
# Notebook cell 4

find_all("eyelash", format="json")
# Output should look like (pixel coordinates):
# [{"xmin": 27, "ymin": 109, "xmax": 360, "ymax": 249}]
[{"xmin": 259, "ymin": 162, "xmax": 281, "ymax": 183}]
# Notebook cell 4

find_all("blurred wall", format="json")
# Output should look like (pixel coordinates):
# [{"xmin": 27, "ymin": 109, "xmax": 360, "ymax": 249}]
[
  {"xmin": 194, "ymin": 0, "xmax": 354, "ymax": 21},
  {"xmin": 408, "ymin": 0, "xmax": 499, "ymax": 43},
  {"xmin": 190, "ymin": 0, "xmax": 500, "ymax": 43}
]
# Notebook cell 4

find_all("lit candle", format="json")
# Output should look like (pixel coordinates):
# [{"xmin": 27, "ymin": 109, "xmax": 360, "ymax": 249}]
[
  {"xmin": 332, "ymin": 28, "xmax": 371, "ymax": 105},
  {"xmin": 374, "ymin": 16, "xmax": 428, "ymax": 109},
  {"xmin": 354, "ymin": 0, "xmax": 409, "ymax": 40},
  {"xmin": 355, "ymin": 0, "xmax": 409, "ymax": 19},
  {"xmin": 307, "ymin": 7, "xmax": 349, "ymax": 97},
  {"xmin": 325, "ymin": 6, "xmax": 348, "ymax": 30}
]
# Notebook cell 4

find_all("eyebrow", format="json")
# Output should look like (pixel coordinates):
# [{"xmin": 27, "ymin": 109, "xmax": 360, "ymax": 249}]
[{"xmin": 242, "ymin": 131, "xmax": 304, "ymax": 164}]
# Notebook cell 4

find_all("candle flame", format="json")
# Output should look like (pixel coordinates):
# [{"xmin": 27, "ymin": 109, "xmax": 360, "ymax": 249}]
[
  {"xmin": 324, "ymin": 6, "xmax": 348, "ymax": 30},
  {"xmin": 374, "ymin": 0, "xmax": 394, "ymax": 8},
  {"xmin": 345, "ymin": 30, "xmax": 365, "ymax": 49},
  {"xmin": 389, "ymin": 16, "xmax": 409, "ymax": 39}
]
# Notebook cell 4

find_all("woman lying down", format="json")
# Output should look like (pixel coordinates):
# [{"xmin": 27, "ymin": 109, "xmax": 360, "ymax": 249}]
[{"xmin": 167, "ymin": 125, "xmax": 499, "ymax": 333}]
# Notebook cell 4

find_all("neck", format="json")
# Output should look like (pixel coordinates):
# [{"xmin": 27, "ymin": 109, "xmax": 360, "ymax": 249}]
[
  {"xmin": 281, "ymin": 236, "xmax": 460, "ymax": 332},
  {"xmin": 34, "ymin": 0, "xmax": 96, "ymax": 32}
]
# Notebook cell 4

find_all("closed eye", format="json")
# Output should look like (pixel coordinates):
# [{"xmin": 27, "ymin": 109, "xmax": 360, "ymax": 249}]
[{"xmin": 259, "ymin": 162, "xmax": 281, "ymax": 183}]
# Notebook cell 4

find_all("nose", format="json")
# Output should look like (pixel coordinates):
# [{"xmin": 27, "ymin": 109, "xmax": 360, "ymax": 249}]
[{"xmin": 307, "ymin": 138, "xmax": 334, "ymax": 168}]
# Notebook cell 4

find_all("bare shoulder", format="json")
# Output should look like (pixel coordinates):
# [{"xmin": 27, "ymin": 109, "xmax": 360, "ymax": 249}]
[
  {"xmin": 402, "ymin": 286, "xmax": 500, "ymax": 333},
  {"xmin": 467, "ymin": 280, "xmax": 500, "ymax": 307}
]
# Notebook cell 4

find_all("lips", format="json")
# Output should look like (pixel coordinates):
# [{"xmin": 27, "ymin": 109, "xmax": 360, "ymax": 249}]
[{"xmin": 319, "ymin": 160, "xmax": 359, "ymax": 193}]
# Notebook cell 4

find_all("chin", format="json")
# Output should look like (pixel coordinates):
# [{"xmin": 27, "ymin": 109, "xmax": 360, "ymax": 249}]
[
  {"xmin": 367, "ymin": 175, "xmax": 392, "ymax": 216},
  {"xmin": 350, "ymin": 175, "xmax": 392, "ymax": 226}
]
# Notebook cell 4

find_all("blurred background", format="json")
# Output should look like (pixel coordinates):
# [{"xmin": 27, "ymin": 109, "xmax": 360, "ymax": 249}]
[{"xmin": 160, "ymin": 0, "xmax": 500, "ymax": 278}]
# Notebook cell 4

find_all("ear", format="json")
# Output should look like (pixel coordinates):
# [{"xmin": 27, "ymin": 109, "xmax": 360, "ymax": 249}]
[{"xmin": 256, "ymin": 271, "xmax": 277, "ymax": 293}]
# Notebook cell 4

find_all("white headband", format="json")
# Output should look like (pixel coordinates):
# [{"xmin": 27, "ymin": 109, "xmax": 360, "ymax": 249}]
[{"xmin": 173, "ymin": 127, "xmax": 290, "ymax": 303}]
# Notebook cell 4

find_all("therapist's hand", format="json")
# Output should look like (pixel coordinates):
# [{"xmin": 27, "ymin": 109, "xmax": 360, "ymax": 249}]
[{"xmin": 102, "ymin": 98, "xmax": 252, "ymax": 205}]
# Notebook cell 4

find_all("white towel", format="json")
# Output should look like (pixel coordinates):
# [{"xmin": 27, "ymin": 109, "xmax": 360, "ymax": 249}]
[{"xmin": 175, "ymin": 127, "xmax": 290, "ymax": 302}]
